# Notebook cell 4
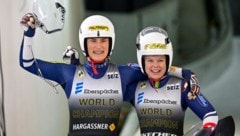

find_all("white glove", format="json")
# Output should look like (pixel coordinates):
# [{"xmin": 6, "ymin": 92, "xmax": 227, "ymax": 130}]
[{"xmin": 63, "ymin": 46, "xmax": 80, "ymax": 65}]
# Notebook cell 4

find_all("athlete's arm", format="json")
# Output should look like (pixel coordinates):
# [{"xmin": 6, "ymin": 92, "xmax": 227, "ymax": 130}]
[
  {"xmin": 123, "ymin": 81, "xmax": 138, "ymax": 104},
  {"xmin": 118, "ymin": 64, "xmax": 147, "ymax": 103},
  {"xmin": 119, "ymin": 63, "xmax": 147, "ymax": 83},
  {"xmin": 168, "ymin": 66, "xmax": 191, "ymax": 80},
  {"xmin": 169, "ymin": 66, "xmax": 201, "ymax": 102},
  {"xmin": 181, "ymin": 84, "xmax": 218, "ymax": 131},
  {"xmin": 19, "ymin": 14, "xmax": 75, "ymax": 85}
]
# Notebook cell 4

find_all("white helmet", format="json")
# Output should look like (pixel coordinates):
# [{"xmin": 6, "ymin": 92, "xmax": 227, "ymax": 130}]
[
  {"xmin": 136, "ymin": 26, "xmax": 173, "ymax": 74},
  {"xmin": 79, "ymin": 15, "xmax": 115, "ymax": 57}
]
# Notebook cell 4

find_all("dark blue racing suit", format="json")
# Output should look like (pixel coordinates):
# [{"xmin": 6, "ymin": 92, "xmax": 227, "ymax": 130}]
[
  {"xmin": 19, "ymin": 27, "xmax": 194, "ymax": 136},
  {"xmin": 126, "ymin": 75, "xmax": 218, "ymax": 136}
]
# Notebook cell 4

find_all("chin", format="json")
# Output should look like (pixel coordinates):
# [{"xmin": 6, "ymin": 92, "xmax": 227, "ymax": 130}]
[{"xmin": 94, "ymin": 59, "xmax": 105, "ymax": 63}]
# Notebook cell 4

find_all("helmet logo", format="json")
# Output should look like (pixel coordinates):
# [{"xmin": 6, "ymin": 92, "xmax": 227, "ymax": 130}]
[
  {"xmin": 88, "ymin": 25, "xmax": 109, "ymax": 31},
  {"xmin": 144, "ymin": 43, "xmax": 167, "ymax": 50}
]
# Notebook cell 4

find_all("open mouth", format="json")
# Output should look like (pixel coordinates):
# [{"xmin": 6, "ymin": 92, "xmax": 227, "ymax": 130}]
[{"xmin": 93, "ymin": 50, "xmax": 104, "ymax": 54}]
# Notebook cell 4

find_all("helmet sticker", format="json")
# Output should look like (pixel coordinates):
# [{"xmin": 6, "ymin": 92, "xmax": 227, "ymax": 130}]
[
  {"xmin": 144, "ymin": 43, "xmax": 167, "ymax": 50},
  {"xmin": 88, "ymin": 25, "xmax": 109, "ymax": 31}
]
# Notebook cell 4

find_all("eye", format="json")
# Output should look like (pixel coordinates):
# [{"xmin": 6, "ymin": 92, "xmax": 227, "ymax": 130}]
[
  {"xmin": 89, "ymin": 38, "xmax": 97, "ymax": 42},
  {"xmin": 158, "ymin": 59, "xmax": 164, "ymax": 62},
  {"xmin": 100, "ymin": 38, "xmax": 108, "ymax": 43},
  {"xmin": 145, "ymin": 58, "xmax": 153, "ymax": 63}
]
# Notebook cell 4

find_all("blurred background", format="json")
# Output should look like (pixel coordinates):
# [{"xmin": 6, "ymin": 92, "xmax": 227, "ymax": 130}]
[{"xmin": 0, "ymin": 0, "xmax": 239, "ymax": 135}]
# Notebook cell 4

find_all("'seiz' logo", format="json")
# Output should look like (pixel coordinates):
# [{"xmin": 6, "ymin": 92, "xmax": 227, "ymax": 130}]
[
  {"xmin": 107, "ymin": 73, "xmax": 119, "ymax": 79},
  {"xmin": 167, "ymin": 84, "xmax": 180, "ymax": 90}
]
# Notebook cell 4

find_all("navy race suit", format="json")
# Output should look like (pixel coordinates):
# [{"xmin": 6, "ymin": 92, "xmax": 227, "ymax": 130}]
[
  {"xmin": 19, "ymin": 28, "xmax": 193, "ymax": 136},
  {"xmin": 126, "ymin": 75, "xmax": 218, "ymax": 136}
]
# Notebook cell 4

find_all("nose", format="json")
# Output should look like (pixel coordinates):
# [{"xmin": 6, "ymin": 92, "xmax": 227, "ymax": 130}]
[
  {"xmin": 152, "ymin": 62, "xmax": 159, "ymax": 68},
  {"xmin": 95, "ymin": 40, "xmax": 103, "ymax": 48}
]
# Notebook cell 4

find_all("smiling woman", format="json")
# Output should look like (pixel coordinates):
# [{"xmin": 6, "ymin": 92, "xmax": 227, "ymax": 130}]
[
  {"xmin": 144, "ymin": 55, "xmax": 167, "ymax": 81},
  {"xmin": 86, "ymin": 38, "xmax": 110, "ymax": 63},
  {"xmin": 125, "ymin": 26, "xmax": 218, "ymax": 136},
  {"xmin": 19, "ymin": 14, "xmax": 127, "ymax": 136}
]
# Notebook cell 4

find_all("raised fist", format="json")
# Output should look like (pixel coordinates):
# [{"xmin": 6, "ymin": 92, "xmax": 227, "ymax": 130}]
[
  {"xmin": 63, "ymin": 46, "xmax": 80, "ymax": 65},
  {"xmin": 20, "ymin": 13, "xmax": 37, "ymax": 29}
]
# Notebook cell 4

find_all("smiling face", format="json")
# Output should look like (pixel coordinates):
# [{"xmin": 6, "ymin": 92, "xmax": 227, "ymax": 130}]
[
  {"xmin": 144, "ymin": 55, "xmax": 167, "ymax": 81},
  {"xmin": 86, "ymin": 37, "xmax": 109, "ymax": 62}
]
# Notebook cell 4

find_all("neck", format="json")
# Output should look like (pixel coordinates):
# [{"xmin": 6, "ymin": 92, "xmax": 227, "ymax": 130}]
[
  {"xmin": 85, "ymin": 59, "xmax": 109, "ymax": 78},
  {"xmin": 149, "ymin": 75, "xmax": 167, "ymax": 88},
  {"xmin": 150, "ymin": 79, "xmax": 160, "ymax": 88},
  {"xmin": 87, "ymin": 57, "xmax": 106, "ymax": 64}
]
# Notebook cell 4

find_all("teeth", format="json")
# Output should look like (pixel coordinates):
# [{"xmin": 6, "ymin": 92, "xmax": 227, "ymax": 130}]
[
  {"xmin": 151, "ymin": 69, "xmax": 160, "ymax": 72},
  {"xmin": 152, "ymin": 71, "xmax": 159, "ymax": 73},
  {"xmin": 93, "ymin": 51, "xmax": 103, "ymax": 54}
]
